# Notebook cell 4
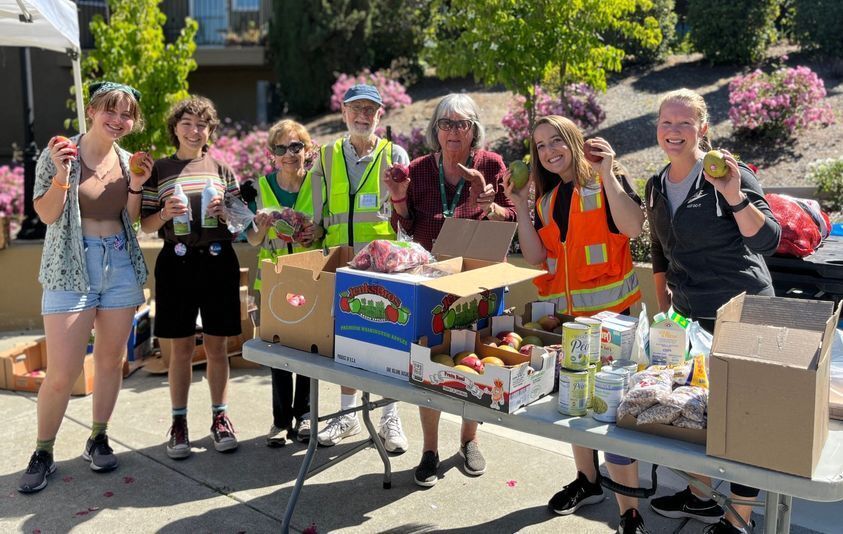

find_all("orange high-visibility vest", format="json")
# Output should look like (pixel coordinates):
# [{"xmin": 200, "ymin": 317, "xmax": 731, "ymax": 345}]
[{"xmin": 532, "ymin": 179, "xmax": 640, "ymax": 316}]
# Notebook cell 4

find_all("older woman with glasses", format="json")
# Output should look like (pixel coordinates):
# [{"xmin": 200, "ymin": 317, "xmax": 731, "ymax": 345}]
[{"xmin": 383, "ymin": 93, "xmax": 516, "ymax": 487}]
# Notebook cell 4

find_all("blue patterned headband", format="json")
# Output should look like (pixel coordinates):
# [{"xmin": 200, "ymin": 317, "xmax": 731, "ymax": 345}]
[{"xmin": 89, "ymin": 81, "xmax": 141, "ymax": 102}]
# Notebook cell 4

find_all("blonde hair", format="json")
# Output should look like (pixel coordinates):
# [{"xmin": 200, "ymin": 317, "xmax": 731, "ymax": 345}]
[
  {"xmin": 658, "ymin": 88, "xmax": 712, "ymax": 151},
  {"xmin": 87, "ymin": 89, "xmax": 143, "ymax": 133},
  {"xmin": 530, "ymin": 115, "xmax": 595, "ymax": 197},
  {"xmin": 267, "ymin": 119, "xmax": 313, "ymax": 151}
]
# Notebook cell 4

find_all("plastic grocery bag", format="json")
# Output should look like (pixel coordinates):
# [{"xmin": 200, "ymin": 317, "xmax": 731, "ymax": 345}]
[
  {"xmin": 348, "ymin": 239, "xmax": 434, "ymax": 273},
  {"xmin": 222, "ymin": 193, "xmax": 256, "ymax": 234},
  {"xmin": 630, "ymin": 303, "xmax": 650, "ymax": 369}
]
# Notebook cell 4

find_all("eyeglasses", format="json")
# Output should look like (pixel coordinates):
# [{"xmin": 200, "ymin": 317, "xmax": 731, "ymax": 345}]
[
  {"xmin": 346, "ymin": 104, "xmax": 380, "ymax": 117},
  {"xmin": 272, "ymin": 141, "xmax": 305, "ymax": 156},
  {"xmin": 436, "ymin": 118, "xmax": 473, "ymax": 132}
]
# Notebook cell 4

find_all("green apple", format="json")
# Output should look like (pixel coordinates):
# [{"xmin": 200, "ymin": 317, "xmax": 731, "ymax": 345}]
[
  {"xmin": 703, "ymin": 150, "xmax": 728, "ymax": 179},
  {"xmin": 509, "ymin": 160, "xmax": 530, "ymax": 191}
]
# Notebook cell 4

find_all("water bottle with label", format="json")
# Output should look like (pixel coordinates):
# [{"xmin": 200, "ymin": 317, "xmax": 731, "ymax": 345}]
[
  {"xmin": 172, "ymin": 183, "xmax": 191, "ymax": 236},
  {"xmin": 201, "ymin": 178, "xmax": 219, "ymax": 228}
]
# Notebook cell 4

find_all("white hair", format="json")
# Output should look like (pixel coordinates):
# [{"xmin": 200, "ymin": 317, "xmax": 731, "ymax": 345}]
[{"xmin": 425, "ymin": 93, "xmax": 486, "ymax": 151}]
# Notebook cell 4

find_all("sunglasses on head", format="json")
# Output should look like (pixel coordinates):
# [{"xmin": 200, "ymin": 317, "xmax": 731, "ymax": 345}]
[
  {"xmin": 436, "ymin": 118, "xmax": 473, "ymax": 132},
  {"xmin": 272, "ymin": 141, "xmax": 305, "ymax": 156}
]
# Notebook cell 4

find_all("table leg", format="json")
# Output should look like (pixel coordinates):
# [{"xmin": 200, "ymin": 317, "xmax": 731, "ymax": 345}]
[
  {"xmin": 777, "ymin": 495, "xmax": 792, "ymax": 534},
  {"xmin": 764, "ymin": 491, "xmax": 781, "ymax": 534},
  {"xmin": 281, "ymin": 377, "xmax": 320, "ymax": 534},
  {"xmin": 360, "ymin": 392, "xmax": 392, "ymax": 489}
]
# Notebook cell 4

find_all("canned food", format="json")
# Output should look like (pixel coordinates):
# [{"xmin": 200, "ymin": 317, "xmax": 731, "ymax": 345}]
[
  {"xmin": 592, "ymin": 371, "xmax": 625, "ymax": 423},
  {"xmin": 563, "ymin": 322, "xmax": 590, "ymax": 371},
  {"xmin": 612, "ymin": 359, "xmax": 639, "ymax": 378},
  {"xmin": 587, "ymin": 363, "xmax": 597, "ymax": 409},
  {"xmin": 558, "ymin": 369, "xmax": 589, "ymax": 416},
  {"xmin": 575, "ymin": 317, "xmax": 602, "ymax": 366},
  {"xmin": 607, "ymin": 367, "xmax": 630, "ymax": 392}
]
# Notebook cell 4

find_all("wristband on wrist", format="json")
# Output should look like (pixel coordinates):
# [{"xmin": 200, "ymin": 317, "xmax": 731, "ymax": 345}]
[
  {"xmin": 728, "ymin": 195, "xmax": 751, "ymax": 213},
  {"xmin": 128, "ymin": 186, "xmax": 143, "ymax": 195},
  {"xmin": 52, "ymin": 177, "xmax": 70, "ymax": 190},
  {"xmin": 391, "ymin": 196, "xmax": 407, "ymax": 204}
]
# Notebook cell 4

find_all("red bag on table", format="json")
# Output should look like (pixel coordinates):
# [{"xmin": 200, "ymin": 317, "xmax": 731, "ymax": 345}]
[{"xmin": 765, "ymin": 193, "xmax": 831, "ymax": 258}]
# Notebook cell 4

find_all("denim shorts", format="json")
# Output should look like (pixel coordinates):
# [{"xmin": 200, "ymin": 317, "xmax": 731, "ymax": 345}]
[{"xmin": 42, "ymin": 233, "xmax": 145, "ymax": 315}]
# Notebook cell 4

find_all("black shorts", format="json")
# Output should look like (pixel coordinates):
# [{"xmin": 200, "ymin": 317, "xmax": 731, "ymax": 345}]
[{"xmin": 154, "ymin": 241, "xmax": 242, "ymax": 338}]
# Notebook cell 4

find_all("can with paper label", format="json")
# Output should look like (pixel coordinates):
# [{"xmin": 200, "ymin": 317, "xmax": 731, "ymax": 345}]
[{"xmin": 563, "ymin": 322, "xmax": 590, "ymax": 370}]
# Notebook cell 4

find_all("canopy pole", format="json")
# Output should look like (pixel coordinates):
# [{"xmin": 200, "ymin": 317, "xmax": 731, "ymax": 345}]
[{"xmin": 70, "ymin": 47, "xmax": 86, "ymax": 134}]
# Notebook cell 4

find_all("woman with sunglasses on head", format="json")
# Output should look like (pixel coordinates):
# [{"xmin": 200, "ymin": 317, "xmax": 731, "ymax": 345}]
[
  {"xmin": 246, "ymin": 119, "xmax": 322, "ymax": 447},
  {"xmin": 383, "ymin": 93, "xmax": 516, "ymax": 488},
  {"xmin": 504, "ymin": 116, "xmax": 647, "ymax": 534},
  {"xmin": 140, "ymin": 96, "xmax": 242, "ymax": 461},
  {"xmin": 18, "ymin": 81, "xmax": 151, "ymax": 494}
]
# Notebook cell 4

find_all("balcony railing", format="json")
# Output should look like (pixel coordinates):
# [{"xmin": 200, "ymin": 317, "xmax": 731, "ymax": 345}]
[{"xmin": 74, "ymin": 0, "xmax": 271, "ymax": 49}]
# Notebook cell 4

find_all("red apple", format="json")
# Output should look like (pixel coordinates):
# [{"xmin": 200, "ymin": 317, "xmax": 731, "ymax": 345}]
[
  {"xmin": 386, "ymin": 163, "xmax": 409, "ymax": 183},
  {"xmin": 538, "ymin": 315, "xmax": 561, "ymax": 332},
  {"xmin": 519, "ymin": 344, "xmax": 535, "ymax": 355},
  {"xmin": 129, "ymin": 151, "xmax": 147, "ymax": 175},
  {"xmin": 584, "ymin": 140, "xmax": 603, "ymax": 163}
]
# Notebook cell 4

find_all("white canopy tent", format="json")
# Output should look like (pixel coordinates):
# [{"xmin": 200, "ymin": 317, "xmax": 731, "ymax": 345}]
[{"xmin": 0, "ymin": 0, "xmax": 86, "ymax": 132}]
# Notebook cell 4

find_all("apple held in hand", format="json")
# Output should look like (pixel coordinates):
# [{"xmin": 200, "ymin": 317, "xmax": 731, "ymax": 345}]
[
  {"xmin": 386, "ymin": 163, "xmax": 409, "ymax": 183},
  {"xmin": 583, "ymin": 140, "xmax": 603, "ymax": 163},
  {"xmin": 52, "ymin": 135, "xmax": 77, "ymax": 156},
  {"xmin": 703, "ymin": 150, "xmax": 728, "ymax": 178},
  {"xmin": 129, "ymin": 151, "xmax": 148, "ymax": 175},
  {"xmin": 508, "ymin": 160, "xmax": 530, "ymax": 191}
]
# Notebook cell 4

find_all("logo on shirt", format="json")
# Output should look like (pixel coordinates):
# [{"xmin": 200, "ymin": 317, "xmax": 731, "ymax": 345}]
[{"xmin": 685, "ymin": 190, "xmax": 707, "ymax": 208}]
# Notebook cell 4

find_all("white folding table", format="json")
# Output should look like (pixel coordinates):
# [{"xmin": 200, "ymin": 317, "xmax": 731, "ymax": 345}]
[{"xmin": 243, "ymin": 339, "xmax": 843, "ymax": 534}]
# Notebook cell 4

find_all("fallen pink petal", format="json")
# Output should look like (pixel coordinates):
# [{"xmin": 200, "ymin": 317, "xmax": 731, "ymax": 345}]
[
  {"xmin": 123, "ymin": 476, "xmax": 135, "ymax": 484},
  {"xmin": 506, "ymin": 480, "xmax": 517, "ymax": 487},
  {"xmin": 103, "ymin": 491, "xmax": 114, "ymax": 498}
]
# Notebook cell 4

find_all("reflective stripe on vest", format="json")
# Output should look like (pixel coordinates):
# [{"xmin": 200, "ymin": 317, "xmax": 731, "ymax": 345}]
[
  {"xmin": 570, "ymin": 270, "xmax": 640, "ymax": 313},
  {"xmin": 322, "ymin": 138, "xmax": 395, "ymax": 247}
]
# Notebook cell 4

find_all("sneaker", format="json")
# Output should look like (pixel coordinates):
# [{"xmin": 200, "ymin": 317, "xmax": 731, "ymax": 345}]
[
  {"xmin": 266, "ymin": 425, "xmax": 287, "ymax": 448},
  {"xmin": 167, "ymin": 415, "xmax": 192, "ymax": 459},
  {"xmin": 413, "ymin": 450, "xmax": 440, "ymax": 487},
  {"xmin": 618, "ymin": 508, "xmax": 651, "ymax": 534},
  {"xmin": 548, "ymin": 471, "xmax": 604, "ymax": 515},
  {"xmin": 82, "ymin": 433, "xmax": 118, "ymax": 472},
  {"xmin": 211, "ymin": 412, "xmax": 239, "ymax": 452},
  {"xmin": 316, "ymin": 415, "xmax": 361, "ymax": 447},
  {"xmin": 703, "ymin": 518, "xmax": 756, "ymax": 534},
  {"xmin": 459, "ymin": 440, "xmax": 486, "ymax": 476},
  {"xmin": 295, "ymin": 415, "xmax": 312, "ymax": 443},
  {"xmin": 18, "ymin": 450, "xmax": 56, "ymax": 494},
  {"xmin": 650, "ymin": 487, "xmax": 724, "ymax": 524},
  {"xmin": 378, "ymin": 414, "xmax": 408, "ymax": 453}
]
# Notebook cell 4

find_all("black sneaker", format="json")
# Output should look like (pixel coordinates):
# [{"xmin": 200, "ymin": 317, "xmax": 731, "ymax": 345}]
[
  {"xmin": 618, "ymin": 508, "xmax": 651, "ymax": 534},
  {"xmin": 211, "ymin": 412, "xmax": 238, "ymax": 453},
  {"xmin": 82, "ymin": 433, "xmax": 118, "ymax": 472},
  {"xmin": 413, "ymin": 451, "xmax": 440, "ymax": 487},
  {"xmin": 650, "ymin": 487, "xmax": 724, "ymax": 524},
  {"xmin": 703, "ymin": 518, "xmax": 756, "ymax": 533},
  {"xmin": 167, "ymin": 415, "xmax": 191, "ymax": 459},
  {"xmin": 18, "ymin": 450, "xmax": 56, "ymax": 494},
  {"xmin": 548, "ymin": 471, "xmax": 605, "ymax": 515}
]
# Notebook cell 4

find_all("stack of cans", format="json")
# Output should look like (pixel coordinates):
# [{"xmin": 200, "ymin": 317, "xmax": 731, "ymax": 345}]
[{"xmin": 557, "ymin": 317, "xmax": 602, "ymax": 416}]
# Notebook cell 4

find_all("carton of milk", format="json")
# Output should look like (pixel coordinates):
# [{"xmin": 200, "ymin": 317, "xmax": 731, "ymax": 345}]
[
  {"xmin": 649, "ymin": 311, "xmax": 691, "ymax": 366},
  {"xmin": 593, "ymin": 311, "xmax": 638, "ymax": 364}
]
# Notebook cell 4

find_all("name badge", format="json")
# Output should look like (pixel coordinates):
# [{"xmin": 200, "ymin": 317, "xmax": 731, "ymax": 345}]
[{"xmin": 358, "ymin": 193, "xmax": 378, "ymax": 209}]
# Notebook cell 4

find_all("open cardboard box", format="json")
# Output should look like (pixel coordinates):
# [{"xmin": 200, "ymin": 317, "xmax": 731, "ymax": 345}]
[
  {"xmin": 707, "ymin": 294, "xmax": 841, "ymax": 478},
  {"xmin": 515, "ymin": 301, "xmax": 566, "ymax": 343},
  {"xmin": 409, "ymin": 315, "xmax": 555, "ymax": 412},
  {"xmin": 259, "ymin": 246, "xmax": 355, "ymax": 356},
  {"xmin": 334, "ymin": 219, "xmax": 542, "ymax": 378},
  {"xmin": 1, "ymin": 335, "xmax": 93, "ymax": 396},
  {"xmin": 617, "ymin": 413, "xmax": 706, "ymax": 445}
]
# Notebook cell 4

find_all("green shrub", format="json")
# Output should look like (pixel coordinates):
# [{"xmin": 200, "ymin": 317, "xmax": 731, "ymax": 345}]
[
  {"xmin": 792, "ymin": 0, "xmax": 843, "ymax": 56},
  {"xmin": 809, "ymin": 157, "xmax": 843, "ymax": 212},
  {"xmin": 605, "ymin": 0, "xmax": 678, "ymax": 65},
  {"xmin": 687, "ymin": 0, "xmax": 778, "ymax": 64}
]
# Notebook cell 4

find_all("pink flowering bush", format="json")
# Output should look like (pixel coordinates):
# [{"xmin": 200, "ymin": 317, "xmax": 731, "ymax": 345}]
[
  {"xmin": 376, "ymin": 126, "xmax": 430, "ymax": 160},
  {"xmin": 501, "ymin": 84, "xmax": 606, "ymax": 152},
  {"xmin": 0, "ymin": 165, "xmax": 24, "ymax": 218},
  {"xmin": 728, "ymin": 66, "xmax": 835, "ymax": 137},
  {"xmin": 330, "ymin": 69, "xmax": 412, "ymax": 113}
]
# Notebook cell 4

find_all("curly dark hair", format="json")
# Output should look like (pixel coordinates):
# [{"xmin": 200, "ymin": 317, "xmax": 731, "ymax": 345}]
[{"xmin": 166, "ymin": 96, "xmax": 220, "ymax": 150}]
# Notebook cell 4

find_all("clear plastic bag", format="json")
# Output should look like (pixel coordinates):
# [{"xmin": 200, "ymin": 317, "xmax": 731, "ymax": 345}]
[
  {"xmin": 674, "ymin": 416, "xmax": 706, "ymax": 429},
  {"xmin": 222, "ymin": 193, "xmax": 257, "ymax": 234},
  {"xmin": 262, "ymin": 207, "xmax": 313, "ymax": 243},
  {"xmin": 636, "ymin": 404, "xmax": 682, "ymax": 425},
  {"xmin": 349, "ymin": 239, "xmax": 434, "ymax": 273},
  {"xmin": 624, "ymin": 369, "xmax": 673, "ymax": 404}
]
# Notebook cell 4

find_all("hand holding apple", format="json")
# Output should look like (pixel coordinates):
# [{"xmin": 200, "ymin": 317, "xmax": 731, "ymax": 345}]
[
  {"xmin": 49, "ymin": 135, "xmax": 77, "ymax": 173},
  {"xmin": 128, "ymin": 151, "xmax": 153, "ymax": 188},
  {"xmin": 382, "ymin": 163, "xmax": 411, "ymax": 201},
  {"xmin": 583, "ymin": 137, "xmax": 615, "ymax": 177},
  {"xmin": 702, "ymin": 148, "xmax": 742, "ymax": 202},
  {"xmin": 502, "ymin": 170, "xmax": 530, "ymax": 212}
]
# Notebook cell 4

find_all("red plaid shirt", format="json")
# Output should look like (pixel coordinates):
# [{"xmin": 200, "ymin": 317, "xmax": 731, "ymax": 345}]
[{"xmin": 391, "ymin": 150, "xmax": 516, "ymax": 252}]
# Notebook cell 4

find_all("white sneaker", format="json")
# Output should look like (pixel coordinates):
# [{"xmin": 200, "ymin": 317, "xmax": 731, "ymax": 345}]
[
  {"xmin": 316, "ymin": 415, "xmax": 361, "ymax": 447},
  {"xmin": 378, "ymin": 414, "xmax": 408, "ymax": 453}
]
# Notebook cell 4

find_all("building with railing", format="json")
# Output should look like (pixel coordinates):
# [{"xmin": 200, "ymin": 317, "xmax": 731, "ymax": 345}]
[{"xmin": 0, "ymin": 0, "xmax": 276, "ymax": 161}]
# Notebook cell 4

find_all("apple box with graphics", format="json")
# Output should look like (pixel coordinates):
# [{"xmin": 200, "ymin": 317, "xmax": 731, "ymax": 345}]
[
  {"xmin": 409, "ymin": 317, "xmax": 555, "ymax": 413},
  {"xmin": 259, "ymin": 246, "xmax": 355, "ymax": 356},
  {"xmin": 333, "ymin": 219, "xmax": 543, "ymax": 380}
]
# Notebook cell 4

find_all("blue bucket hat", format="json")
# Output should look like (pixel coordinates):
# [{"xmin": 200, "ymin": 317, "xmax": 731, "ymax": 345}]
[{"xmin": 343, "ymin": 84, "xmax": 383, "ymax": 107}]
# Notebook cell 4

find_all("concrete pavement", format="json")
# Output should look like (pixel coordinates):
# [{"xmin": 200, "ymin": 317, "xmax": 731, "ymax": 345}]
[{"xmin": 2, "ymin": 363, "xmax": 833, "ymax": 533}]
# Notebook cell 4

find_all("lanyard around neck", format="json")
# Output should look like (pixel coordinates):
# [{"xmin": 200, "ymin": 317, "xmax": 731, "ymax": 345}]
[{"xmin": 438, "ymin": 153, "xmax": 473, "ymax": 218}]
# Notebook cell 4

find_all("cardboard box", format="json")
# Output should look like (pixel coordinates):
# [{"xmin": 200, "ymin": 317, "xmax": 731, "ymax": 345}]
[
  {"xmin": 617, "ymin": 414, "xmax": 705, "ymax": 445},
  {"xmin": 127, "ymin": 305, "xmax": 153, "ymax": 362},
  {"xmin": 334, "ymin": 219, "xmax": 541, "ymax": 377},
  {"xmin": 1, "ymin": 336, "xmax": 93, "ymax": 396},
  {"xmin": 515, "ymin": 301, "xmax": 566, "ymax": 342},
  {"xmin": 707, "ymin": 294, "xmax": 841, "ymax": 477},
  {"xmin": 593, "ymin": 311, "xmax": 637, "ymax": 364},
  {"xmin": 259, "ymin": 246, "xmax": 355, "ymax": 356},
  {"xmin": 410, "ymin": 317, "xmax": 555, "ymax": 412}
]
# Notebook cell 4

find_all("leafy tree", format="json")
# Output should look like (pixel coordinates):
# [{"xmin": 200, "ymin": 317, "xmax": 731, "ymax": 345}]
[
  {"xmin": 687, "ymin": 0, "xmax": 778, "ymax": 65},
  {"xmin": 75, "ymin": 0, "xmax": 198, "ymax": 157},
  {"xmin": 424, "ymin": 0, "xmax": 661, "ymax": 128}
]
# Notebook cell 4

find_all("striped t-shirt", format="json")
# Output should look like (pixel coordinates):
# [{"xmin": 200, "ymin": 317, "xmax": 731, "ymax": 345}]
[{"xmin": 142, "ymin": 154, "xmax": 241, "ymax": 246}]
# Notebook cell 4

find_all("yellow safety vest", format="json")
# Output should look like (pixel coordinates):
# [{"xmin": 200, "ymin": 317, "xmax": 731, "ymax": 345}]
[
  {"xmin": 319, "ymin": 137, "xmax": 396, "ymax": 248},
  {"xmin": 254, "ymin": 172, "xmax": 322, "ymax": 291}
]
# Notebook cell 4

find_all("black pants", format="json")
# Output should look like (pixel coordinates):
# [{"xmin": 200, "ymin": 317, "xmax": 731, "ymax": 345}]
[
  {"xmin": 695, "ymin": 318, "xmax": 760, "ymax": 499},
  {"xmin": 271, "ymin": 367, "xmax": 310, "ymax": 429}
]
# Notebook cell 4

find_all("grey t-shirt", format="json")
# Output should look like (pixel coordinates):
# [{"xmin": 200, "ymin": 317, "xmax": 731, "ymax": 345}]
[
  {"xmin": 310, "ymin": 136, "xmax": 410, "ymax": 191},
  {"xmin": 664, "ymin": 159, "xmax": 703, "ymax": 217}
]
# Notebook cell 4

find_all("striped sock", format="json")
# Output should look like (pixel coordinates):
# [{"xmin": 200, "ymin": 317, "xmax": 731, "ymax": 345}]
[
  {"xmin": 36, "ymin": 438, "xmax": 55, "ymax": 454},
  {"xmin": 212, "ymin": 404, "xmax": 227, "ymax": 415},
  {"xmin": 172, "ymin": 407, "xmax": 188, "ymax": 417},
  {"xmin": 91, "ymin": 421, "xmax": 108, "ymax": 438}
]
